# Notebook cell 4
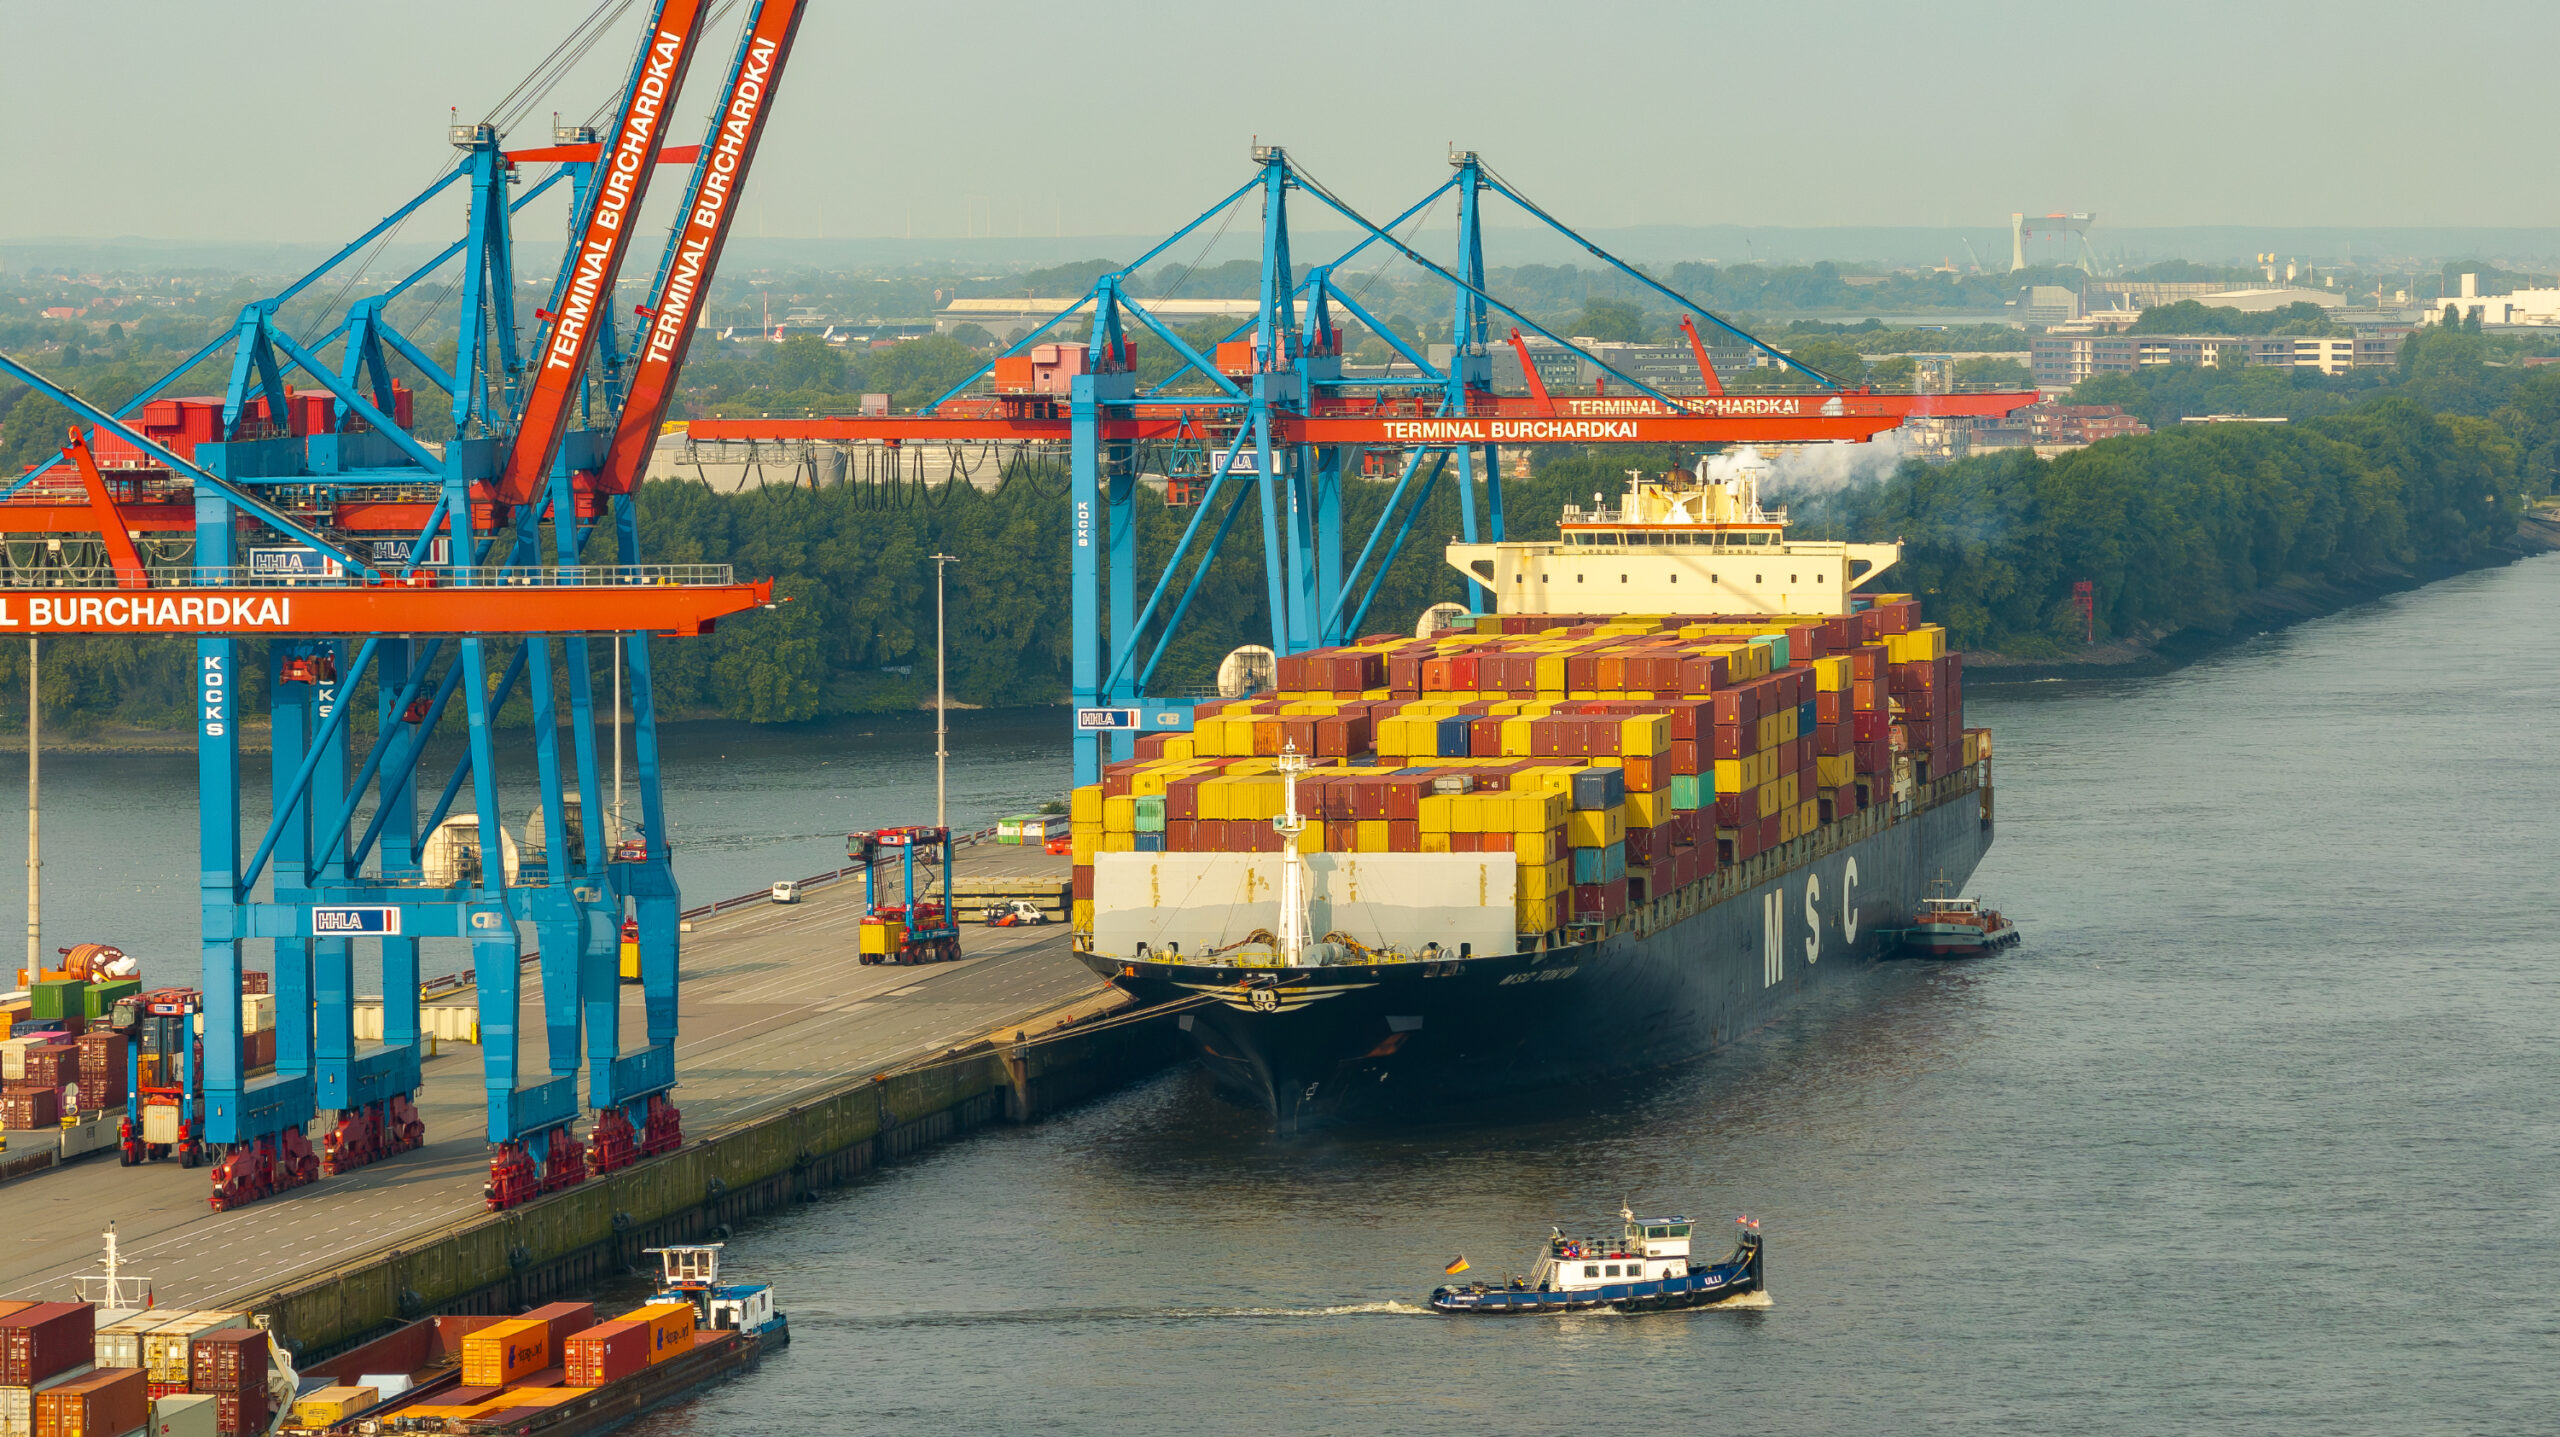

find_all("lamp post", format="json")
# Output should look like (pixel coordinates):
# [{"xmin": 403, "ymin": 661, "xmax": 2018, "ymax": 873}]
[
  {"xmin": 930, "ymin": 553, "xmax": 956, "ymax": 830},
  {"xmin": 22, "ymin": 638, "xmax": 35, "ymax": 991}
]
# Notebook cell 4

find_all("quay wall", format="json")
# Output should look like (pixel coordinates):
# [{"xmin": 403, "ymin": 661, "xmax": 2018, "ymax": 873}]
[{"xmin": 243, "ymin": 1004, "xmax": 1183, "ymax": 1359}]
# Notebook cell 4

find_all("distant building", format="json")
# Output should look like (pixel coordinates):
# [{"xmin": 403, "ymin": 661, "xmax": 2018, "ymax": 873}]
[
  {"xmin": 1968, "ymin": 402, "xmax": 2149, "ymax": 457},
  {"xmin": 2032, "ymin": 331, "xmax": 2370, "ymax": 387},
  {"xmin": 2424, "ymin": 272, "xmax": 2560, "ymax": 326}
]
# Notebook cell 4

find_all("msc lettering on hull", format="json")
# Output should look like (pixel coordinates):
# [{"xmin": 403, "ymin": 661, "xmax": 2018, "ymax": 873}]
[{"xmin": 0, "ymin": 595, "xmax": 294, "ymax": 630}]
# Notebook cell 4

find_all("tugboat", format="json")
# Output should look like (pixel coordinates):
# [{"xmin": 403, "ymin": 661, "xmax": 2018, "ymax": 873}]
[
  {"xmin": 1888, "ymin": 877, "xmax": 2021, "ymax": 957},
  {"xmin": 1429, "ymin": 1208, "xmax": 1763, "ymax": 1315}
]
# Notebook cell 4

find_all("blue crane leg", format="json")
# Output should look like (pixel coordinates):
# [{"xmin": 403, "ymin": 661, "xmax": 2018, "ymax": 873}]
[
  {"xmin": 525, "ymin": 635, "xmax": 585, "ymax": 1085},
  {"xmin": 1107, "ymin": 437, "xmax": 1135, "ymax": 763},
  {"xmin": 375, "ymin": 638, "xmax": 421, "ymax": 1052},
  {"xmin": 268, "ymin": 655, "xmax": 315, "ymax": 1086},
  {"xmin": 311, "ymin": 641, "xmax": 359, "ymax": 1110},
  {"xmin": 195, "ymin": 480, "xmax": 244, "ymax": 1145},
  {"xmin": 1071, "ymin": 373, "xmax": 1103, "ymax": 786}
]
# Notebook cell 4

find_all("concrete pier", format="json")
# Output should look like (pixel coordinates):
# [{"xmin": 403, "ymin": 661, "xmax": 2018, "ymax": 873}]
[{"xmin": 0, "ymin": 843, "xmax": 1177, "ymax": 1353}]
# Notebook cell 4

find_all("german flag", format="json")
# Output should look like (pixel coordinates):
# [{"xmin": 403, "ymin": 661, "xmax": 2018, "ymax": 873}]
[{"xmin": 1443, "ymin": 1256, "xmax": 1470, "ymax": 1275}]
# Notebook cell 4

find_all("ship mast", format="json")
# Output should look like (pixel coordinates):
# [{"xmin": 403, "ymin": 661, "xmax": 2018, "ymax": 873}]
[{"xmin": 1274, "ymin": 741, "xmax": 1308, "ymax": 967}]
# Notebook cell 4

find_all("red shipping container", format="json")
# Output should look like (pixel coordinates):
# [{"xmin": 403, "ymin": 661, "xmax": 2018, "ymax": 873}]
[
  {"xmin": 1759, "ymin": 813, "xmax": 1782, "ymax": 850},
  {"xmin": 35, "ymin": 1367, "xmax": 146, "ymax": 1437},
  {"xmin": 1165, "ymin": 819, "xmax": 1198, "ymax": 851},
  {"xmin": 1386, "ymin": 821, "xmax": 1420, "ymax": 852},
  {"xmin": 214, "ymin": 1388, "xmax": 270, "ymax": 1437},
  {"xmin": 1164, "ymin": 780, "xmax": 1199, "ymax": 823},
  {"xmin": 523, "ymin": 1303, "xmax": 597, "ymax": 1370},
  {"xmin": 1666, "ymin": 740, "xmax": 1701, "ymax": 776},
  {"xmin": 188, "ymin": 1329, "xmax": 268, "ymax": 1394},
  {"xmin": 1624, "ymin": 825, "xmax": 1655, "ymax": 865},
  {"xmin": 564, "ymin": 1320, "xmax": 652, "ymax": 1387},
  {"xmin": 1383, "ymin": 780, "xmax": 1426, "ymax": 822},
  {"xmin": 1, "ymin": 1087, "xmax": 61, "ymax": 1129},
  {"xmin": 0, "ymin": 1303, "xmax": 94, "ymax": 1386},
  {"xmin": 146, "ymin": 1381, "xmax": 186, "ymax": 1401},
  {"xmin": 1070, "ymin": 865, "xmax": 1093, "ymax": 900},
  {"xmin": 1852, "ymin": 711, "xmax": 1889, "ymax": 742},
  {"xmin": 10, "ymin": 1042, "xmax": 76, "ymax": 1090}
]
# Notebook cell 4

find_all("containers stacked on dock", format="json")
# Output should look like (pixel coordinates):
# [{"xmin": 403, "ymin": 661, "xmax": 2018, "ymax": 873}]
[
  {"xmin": 0, "ymin": 1303, "xmax": 96, "ymax": 1437},
  {"xmin": 172, "ymin": 1324, "xmax": 257, "ymax": 1437},
  {"xmin": 32, "ymin": 1368, "xmax": 144, "ymax": 1437},
  {"xmin": 1068, "ymin": 598, "xmax": 1984, "ymax": 941}
]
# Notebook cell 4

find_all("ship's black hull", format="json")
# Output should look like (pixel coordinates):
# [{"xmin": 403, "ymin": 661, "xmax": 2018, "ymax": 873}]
[{"xmin": 1078, "ymin": 768, "xmax": 1993, "ymax": 1132}]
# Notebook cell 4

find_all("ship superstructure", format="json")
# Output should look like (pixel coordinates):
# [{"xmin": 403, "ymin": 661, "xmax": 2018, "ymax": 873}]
[{"xmin": 1447, "ymin": 451, "xmax": 1903, "ymax": 617}]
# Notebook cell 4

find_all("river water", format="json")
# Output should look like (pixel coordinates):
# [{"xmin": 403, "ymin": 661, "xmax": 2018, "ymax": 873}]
[
  {"xmin": 16, "ymin": 558, "xmax": 2558, "ymax": 1433},
  {"xmin": 635, "ymin": 553, "xmax": 2556, "ymax": 1436}
]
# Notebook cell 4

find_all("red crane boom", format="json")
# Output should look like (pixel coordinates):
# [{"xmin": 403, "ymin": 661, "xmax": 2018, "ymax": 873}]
[
  {"xmin": 599, "ymin": 0, "xmax": 810, "ymax": 496},
  {"xmin": 493, "ymin": 0, "xmax": 715, "ymax": 507}
]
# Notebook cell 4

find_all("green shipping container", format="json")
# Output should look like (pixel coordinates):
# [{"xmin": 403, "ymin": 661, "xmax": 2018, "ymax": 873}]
[
  {"xmin": 84, "ymin": 978, "xmax": 140, "ymax": 1020},
  {"xmin": 1669, "ymin": 774, "xmax": 1707, "ymax": 811},
  {"xmin": 1749, "ymin": 634, "xmax": 1791, "ymax": 670},
  {"xmin": 1133, "ymin": 795, "xmax": 1166, "ymax": 833},
  {"xmin": 30, "ymin": 978, "xmax": 83, "ymax": 1021}
]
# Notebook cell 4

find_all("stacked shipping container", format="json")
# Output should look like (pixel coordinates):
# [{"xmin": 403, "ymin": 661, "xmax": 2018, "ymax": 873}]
[{"xmin": 1070, "ymin": 598, "xmax": 1987, "ymax": 940}]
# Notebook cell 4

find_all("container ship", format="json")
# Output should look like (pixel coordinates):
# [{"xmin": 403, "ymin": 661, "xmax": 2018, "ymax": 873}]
[{"xmin": 1069, "ymin": 457, "xmax": 1995, "ymax": 1130}]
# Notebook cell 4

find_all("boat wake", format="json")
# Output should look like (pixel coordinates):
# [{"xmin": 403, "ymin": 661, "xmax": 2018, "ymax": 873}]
[{"xmin": 810, "ymin": 1299, "xmax": 1435, "ymax": 1330}]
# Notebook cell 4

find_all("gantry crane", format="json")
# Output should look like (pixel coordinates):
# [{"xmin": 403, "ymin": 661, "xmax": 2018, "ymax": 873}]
[
  {"xmin": 696, "ymin": 146, "xmax": 2037, "ymax": 785},
  {"xmin": 0, "ymin": 0, "xmax": 803, "ymax": 1211}
]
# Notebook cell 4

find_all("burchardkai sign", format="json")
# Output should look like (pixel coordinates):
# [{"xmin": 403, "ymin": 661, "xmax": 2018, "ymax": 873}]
[
  {"xmin": 1, "ymin": 594, "xmax": 299, "ymax": 630},
  {"xmin": 0, "ymin": 580, "xmax": 772, "ymax": 635}
]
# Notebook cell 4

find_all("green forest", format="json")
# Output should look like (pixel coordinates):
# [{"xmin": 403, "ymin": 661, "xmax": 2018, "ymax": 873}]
[{"xmin": 3, "ymin": 313, "xmax": 2557, "ymax": 733}]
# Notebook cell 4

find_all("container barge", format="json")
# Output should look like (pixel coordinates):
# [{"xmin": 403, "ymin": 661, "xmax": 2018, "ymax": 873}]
[
  {"xmin": 1070, "ymin": 457, "xmax": 1994, "ymax": 1129},
  {"xmin": 0, "ymin": 1244, "xmax": 778, "ymax": 1437}
]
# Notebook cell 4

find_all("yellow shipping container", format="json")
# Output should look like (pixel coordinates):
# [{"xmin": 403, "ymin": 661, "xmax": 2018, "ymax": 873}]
[
  {"xmin": 1799, "ymin": 799, "xmax": 1819, "ymax": 834},
  {"xmin": 1072, "ymin": 898, "xmax": 1094, "ymax": 929},
  {"xmin": 1535, "ymin": 654, "xmax": 1569, "ymax": 692},
  {"xmin": 1566, "ymin": 807, "xmax": 1627, "ymax": 848},
  {"xmin": 1420, "ymin": 832, "xmax": 1451, "ymax": 853},
  {"xmin": 1816, "ymin": 753, "xmax": 1856, "ymax": 788},
  {"xmin": 1501, "ymin": 717, "xmax": 1536, "ymax": 756},
  {"xmin": 858, "ymin": 920, "xmax": 906, "ymax": 955},
  {"xmin": 1620, "ymin": 714, "xmax": 1671, "ymax": 756},
  {"xmin": 1517, "ymin": 895, "xmax": 1555, "ymax": 932},
  {"xmin": 620, "ymin": 1302, "xmax": 698, "ymax": 1365},
  {"xmin": 1779, "ymin": 708, "xmax": 1800, "ymax": 743},
  {"xmin": 1194, "ymin": 776, "xmax": 1232, "ymax": 822},
  {"xmin": 1506, "ymin": 831, "xmax": 1553, "ymax": 866},
  {"xmin": 1162, "ymin": 735, "xmax": 1196, "ymax": 761},
  {"xmin": 1543, "ymin": 859, "xmax": 1571, "ymax": 896},
  {"xmin": 292, "ymin": 1387, "xmax": 381, "ymax": 1427},
  {"xmin": 1780, "ymin": 772, "xmax": 1800, "ymax": 808},
  {"xmin": 1886, "ymin": 625, "xmax": 1946, "ymax": 663},
  {"xmin": 1513, "ymin": 789, "xmax": 1569, "ymax": 832},
  {"xmin": 1626, "ymin": 788, "xmax": 1668, "ymax": 828},
  {"xmin": 1779, "ymin": 804, "xmax": 1799, "ymax": 842},
  {"xmin": 1418, "ymin": 794, "xmax": 1454, "ymax": 832},
  {"xmin": 1756, "ymin": 782, "xmax": 1781, "ymax": 819},
  {"xmin": 1814, "ymin": 654, "xmax": 1852, "ymax": 692},
  {"xmin": 1071, "ymin": 785, "xmax": 1103, "ymax": 826},
  {"xmin": 462, "ymin": 1318, "xmax": 549, "ymax": 1388},
  {"xmin": 1103, "ymin": 795, "xmax": 1136, "ymax": 833},
  {"xmin": 1357, "ymin": 819, "xmax": 1390, "ymax": 850},
  {"xmin": 1070, "ymin": 830, "xmax": 1097, "ymax": 865},
  {"xmin": 1713, "ymin": 758, "xmax": 1746, "ymax": 794},
  {"xmin": 1451, "ymin": 793, "xmax": 1486, "ymax": 834}
]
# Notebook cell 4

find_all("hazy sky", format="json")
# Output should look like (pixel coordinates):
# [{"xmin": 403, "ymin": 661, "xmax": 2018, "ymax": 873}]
[{"xmin": 0, "ymin": 0, "xmax": 2541, "ymax": 246}]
